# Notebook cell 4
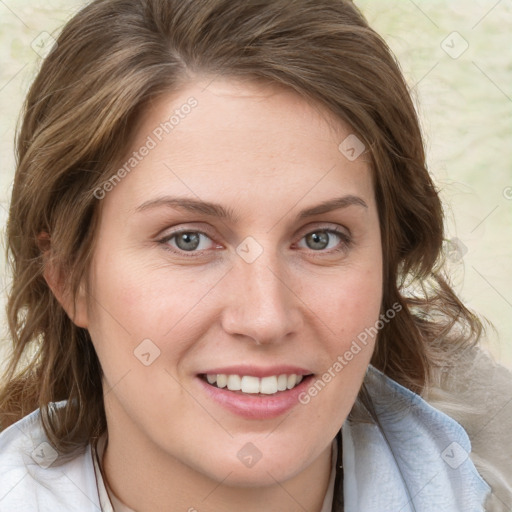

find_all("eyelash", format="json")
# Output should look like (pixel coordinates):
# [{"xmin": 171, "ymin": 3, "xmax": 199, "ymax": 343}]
[{"xmin": 157, "ymin": 226, "xmax": 352, "ymax": 259}]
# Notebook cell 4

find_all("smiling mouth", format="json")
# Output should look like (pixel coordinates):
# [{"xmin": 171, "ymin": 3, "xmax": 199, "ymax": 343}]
[{"xmin": 199, "ymin": 373, "xmax": 313, "ymax": 396}]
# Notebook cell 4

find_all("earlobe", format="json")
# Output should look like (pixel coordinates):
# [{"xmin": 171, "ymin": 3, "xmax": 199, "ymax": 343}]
[
  {"xmin": 66, "ymin": 279, "xmax": 89, "ymax": 329},
  {"xmin": 39, "ymin": 233, "xmax": 89, "ymax": 329}
]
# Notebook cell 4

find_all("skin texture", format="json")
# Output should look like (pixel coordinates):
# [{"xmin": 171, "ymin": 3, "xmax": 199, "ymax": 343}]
[{"xmin": 56, "ymin": 78, "xmax": 383, "ymax": 511}]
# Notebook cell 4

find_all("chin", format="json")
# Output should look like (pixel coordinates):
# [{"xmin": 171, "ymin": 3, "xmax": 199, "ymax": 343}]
[
  {"xmin": 194, "ymin": 446, "xmax": 312, "ymax": 488},
  {"xmin": 215, "ymin": 462, "xmax": 298, "ymax": 488}
]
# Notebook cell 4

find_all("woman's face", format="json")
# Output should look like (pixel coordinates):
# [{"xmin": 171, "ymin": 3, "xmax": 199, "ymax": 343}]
[{"xmin": 79, "ymin": 78, "xmax": 383, "ymax": 486}]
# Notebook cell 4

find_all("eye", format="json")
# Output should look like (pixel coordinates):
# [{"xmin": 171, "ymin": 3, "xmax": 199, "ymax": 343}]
[
  {"xmin": 158, "ymin": 226, "xmax": 352, "ymax": 257},
  {"xmin": 160, "ymin": 230, "xmax": 218, "ymax": 254},
  {"xmin": 296, "ymin": 228, "xmax": 351, "ymax": 253}
]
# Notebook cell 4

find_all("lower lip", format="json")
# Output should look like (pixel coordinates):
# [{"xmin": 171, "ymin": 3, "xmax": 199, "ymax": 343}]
[{"xmin": 197, "ymin": 376, "xmax": 313, "ymax": 420}]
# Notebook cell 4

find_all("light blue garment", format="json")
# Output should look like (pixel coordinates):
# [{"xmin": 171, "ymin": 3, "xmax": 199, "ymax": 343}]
[
  {"xmin": 342, "ymin": 366, "xmax": 490, "ymax": 511},
  {"xmin": 0, "ymin": 365, "xmax": 490, "ymax": 511}
]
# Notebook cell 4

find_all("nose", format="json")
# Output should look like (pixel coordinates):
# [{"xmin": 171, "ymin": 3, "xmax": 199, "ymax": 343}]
[{"xmin": 220, "ymin": 249, "xmax": 304, "ymax": 345}]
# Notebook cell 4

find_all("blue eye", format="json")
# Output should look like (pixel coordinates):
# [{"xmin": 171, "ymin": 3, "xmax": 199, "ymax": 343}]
[
  {"xmin": 297, "ymin": 229, "xmax": 350, "ymax": 252},
  {"xmin": 162, "ymin": 231, "xmax": 215, "ymax": 252},
  {"xmin": 158, "ymin": 227, "xmax": 351, "ymax": 257}
]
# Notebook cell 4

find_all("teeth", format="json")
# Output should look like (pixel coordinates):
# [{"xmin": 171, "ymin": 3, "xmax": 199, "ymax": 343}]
[
  {"xmin": 205, "ymin": 373, "xmax": 305, "ymax": 395},
  {"xmin": 277, "ymin": 374, "xmax": 288, "ymax": 391},
  {"xmin": 227, "ymin": 374, "xmax": 241, "ymax": 391},
  {"xmin": 241, "ymin": 376, "xmax": 260, "ymax": 393},
  {"xmin": 260, "ymin": 376, "xmax": 278, "ymax": 394},
  {"xmin": 287, "ymin": 374, "xmax": 297, "ymax": 390}
]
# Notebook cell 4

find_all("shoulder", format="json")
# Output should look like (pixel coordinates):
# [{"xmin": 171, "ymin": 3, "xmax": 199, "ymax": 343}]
[
  {"xmin": 424, "ymin": 348, "xmax": 512, "ymax": 511},
  {"xmin": 0, "ymin": 404, "xmax": 100, "ymax": 512}
]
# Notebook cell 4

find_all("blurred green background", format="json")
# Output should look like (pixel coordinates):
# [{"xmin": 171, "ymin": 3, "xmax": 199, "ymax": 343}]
[{"xmin": 1, "ymin": 1, "xmax": 511, "ymax": 367}]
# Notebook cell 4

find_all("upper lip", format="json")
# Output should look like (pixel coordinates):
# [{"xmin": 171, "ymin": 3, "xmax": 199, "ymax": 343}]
[{"xmin": 199, "ymin": 365, "xmax": 313, "ymax": 378}]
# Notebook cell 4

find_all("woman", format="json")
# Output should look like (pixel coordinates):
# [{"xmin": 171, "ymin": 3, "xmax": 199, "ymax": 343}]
[{"xmin": 0, "ymin": 0, "xmax": 510, "ymax": 510}]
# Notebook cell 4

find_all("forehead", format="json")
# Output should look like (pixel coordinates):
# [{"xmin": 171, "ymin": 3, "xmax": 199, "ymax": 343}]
[{"xmin": 105, "ymin": 77, "xmax": 374, "ymax": 214}]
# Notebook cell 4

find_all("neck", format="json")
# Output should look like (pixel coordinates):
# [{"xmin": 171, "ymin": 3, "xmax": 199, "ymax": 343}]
[{"xmin": 102, "ymin": 401, "xmax": 334, "ymax": 512}]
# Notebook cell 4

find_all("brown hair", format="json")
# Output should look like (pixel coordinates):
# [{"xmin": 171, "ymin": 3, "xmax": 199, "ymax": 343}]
[{"xmin": 1, "ymin": 0, "xmax": 482, "ymax": 452}]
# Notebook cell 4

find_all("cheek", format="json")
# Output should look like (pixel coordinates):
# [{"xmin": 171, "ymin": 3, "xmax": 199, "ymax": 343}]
[
  {"xmin": 305, "ymin": 265, "xmax": 383, "ymax": 343},
  {"xmin": 343, "ymin": 269, "xmax": 383, "ymax": 333},
  {"xmin": 301, "ymin": 265, "xmax": 383, "ymax": 415},
  {"xmin": 296, "ymin": 272, "xmax": 382, "ymax": 428},
  {"xmin": 84, "ymin": 253, "xmax": 221, "ymax": 383},
  {"xmin": 87, "ymin": 251, "xmax": 200, "ymax": 333}
]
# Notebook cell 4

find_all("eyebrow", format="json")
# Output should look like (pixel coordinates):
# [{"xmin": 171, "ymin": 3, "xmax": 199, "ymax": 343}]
[{"xmin": 135, "ymin": 194, "xmax": 368, "ymax": 222}]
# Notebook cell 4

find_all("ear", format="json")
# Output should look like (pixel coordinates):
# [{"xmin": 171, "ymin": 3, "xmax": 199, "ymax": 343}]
[{"xmin": 39, "ymin": 232, "xmax": 89, "ymax": 328}]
